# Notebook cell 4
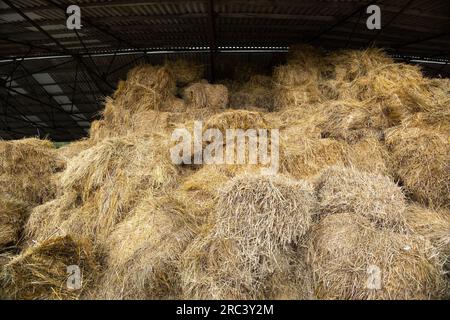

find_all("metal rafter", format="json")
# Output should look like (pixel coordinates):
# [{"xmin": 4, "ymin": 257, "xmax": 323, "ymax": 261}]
[
  {"xmin": 369, "ymin": 0, "xmax": 416, "ymax": 46},
  {"xmin": 206, "ymin": 0, "xmax": 217, "ymax": 82},
  {"xmin": 2, "ymin": 0, "xmax": 114, "ymax": 94}
]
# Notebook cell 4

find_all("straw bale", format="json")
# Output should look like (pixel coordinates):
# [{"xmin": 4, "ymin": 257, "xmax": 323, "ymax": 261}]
[
  {"xmin": 113, "ymin": 64, "xmax": 176, "ymax": 112},
  {"xmin": 0, "ymin": 195, "xmax": 28, "ymax": 247},
  {"xmin": 316, "ymin": 166, "xmax": 407, "ymax": 230},
  {"xmin": 345, "ymin": 137, "xmax": 392, "ymax": 176},
  {"xmin": 385, "ymin": 127, "xmax": 449, "ymax": 208},
  {"xmin": 308, "ymin": 213, "xmax": 447, "ymax": 299},
  {"xmin": 94, "ymin": 195, "xmax": 198, "ymax": 299},
  {"xmin": 1, "ymin": 236, "xmax": 98, "ymax": 300},
  {"xmin": 229, "ymin": 75, "xmax": 274, "ymax": 111},
  {"xmin": 26, "ymin": 135, "xmax": 179, "ymax": 247},
  {"xmin": 280, "ymin": 137, "xmax": 348, "ymax": 179},
  {"xmin": 405, "ymin": 205, "xmax": 450, "ymax": 264},
  {"xmin": 0, "ymin": 138, "xmax": 64, "ymax": 204},
  {"xmin": 183, "ymin": 82, "xmax": 229, "ymax": 109},
  {"xmin": 181, "ymin": 173, "xmax": 316, "ymax": 299},
  {"xmin": 164, "ymin": 59, "xmax": 204, "ymax": 86}
]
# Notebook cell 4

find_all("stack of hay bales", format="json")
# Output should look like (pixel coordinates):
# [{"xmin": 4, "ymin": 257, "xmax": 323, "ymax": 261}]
[
  {"xmin": 0, "ymin": 138, "xmax": 64, "ymax": 249},
  {"xmin": 25, "ymin": 135, "xmax": 179, "ymax": 248},
  {"xmin": 1, "ymin": 48, "xmax": 449, "ymax": 300},
  {"xmin": 310, "ymin": 166, "xmax": 448, "ymax": 299},
  {"xmin": 93, "ymin": 195, "xmax": 198, "ymax": 299}
]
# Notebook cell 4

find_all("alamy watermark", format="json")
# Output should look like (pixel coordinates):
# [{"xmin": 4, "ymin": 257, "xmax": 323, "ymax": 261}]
[
  {"xmin": 170, "ymin": 121, "xmax": 280, "ymax": 173},
  {"xmin": 66, "ymin": 264, "xmax": 82, "ymax": 290},
  {"xmin": 366, "ymin": 264, "xmax": 382, "ymax": 290}
]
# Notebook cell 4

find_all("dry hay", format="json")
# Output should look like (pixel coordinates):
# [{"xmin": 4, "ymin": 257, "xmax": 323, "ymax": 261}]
[
  {"xmin": 0, "ymin": 236, "xmax": 98, "ymax": 300},
  {"xmin": 327, "ymin": 49, "xmax": 443, "ymax": 122},
  {"xmin": 328, "ymin": 48, "xmax": 394, "ymax": 83},
  {"xmin": 268, "ymin": 100, "xmax": 388, "ymax": 144},
  {"xmin": 181, "ymin": 173, "xmax": 316, "ymax": 299},
  {"xmin": 93, "ymin": 195, "xmax": 198, "ymax": 299},
  {"xmin": 401, "ymin": 109, "xmax": 450, "ymax": 134},
  {"xmin": 308, "ymin": 213, "xmax": 448, "ymax": 300},
  {"xmin": 405, "ymin": 205, "xmax": 450, "ymax": 265},
  {"xmin": 179, "ymin": 164, "xmax": 265, "ymax": 221},
  {"xmin": 280, "ymin": 137, "xmax": 348, "ymax": 179},
  {"xmin": 164, "ymin": 59, "xmax": 204, "ymax": 86},
  {"xmin": 182, "ymin": 233, "xmax": 312, "ymax": 300},
  {"xmin": 316, "ymin": 166, "xmax": 406, "ymax": 231},
  {"xmin": 161, "ymin": 96, "xmax": 187, "ymax": 113},
  {"xmin": 25, "ymin": 135, "xmax": 179, "ymax": 247},
  {"xmin": 345, "ymin": 137, "xmax": 392, "ymax": 176},
  {"xmin": 183, "ymin": 82, "xmax": 229, "ymax": 109},
  {"xmin": 385, "ymin": 126, "xmax": 449, "ymax": 209},
  {"xmin": 229, "ymin": 75, "xmax": 274, "ymax": 111},
  {"xmin": 91, "ymin": 99, "xmax": 177, "ymax": 141},
  {"xmin": 203, "ymin": 109, "xmax": 268, "ymax": 133},
  {"xmin": 313, "ymin": 100, "xmax": 389, "ymax": 143},
  {"xmin": 0, "ymin": 195, "xmax": 28, "ymax": 247},
  {"xmin": 57, "ymin": 139, "xmax": 93, "ymax": 160},
  {"xmin": 0, "ymin": 138, "xmax": 64, "ymax": 204},
  {"xmin": 112, "ymin": 64, "xmax": 176, "ymax": 112},
  {"xmin": 89, "ymin": 119, "xmax": 110, "ymax": 142},
  {"xmin": 273, "ymin": 45, "xmax": 332, "ymax": 109}
]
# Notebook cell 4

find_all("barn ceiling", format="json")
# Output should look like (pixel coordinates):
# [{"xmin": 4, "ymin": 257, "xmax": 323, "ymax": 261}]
[{"xmin": 0, "ymin": 0, "xmax": 449, "ymax": 141}]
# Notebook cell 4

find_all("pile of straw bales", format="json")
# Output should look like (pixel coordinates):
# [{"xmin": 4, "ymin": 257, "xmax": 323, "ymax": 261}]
[{"xmin": 1, "ymin": 46, "xmax": 449, "ymax": 300}]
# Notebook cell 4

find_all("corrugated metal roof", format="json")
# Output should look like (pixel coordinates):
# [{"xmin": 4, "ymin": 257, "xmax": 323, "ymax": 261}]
[{"xmin": 0, "ymin": 0, "xmax": 449, "ymax": 140}]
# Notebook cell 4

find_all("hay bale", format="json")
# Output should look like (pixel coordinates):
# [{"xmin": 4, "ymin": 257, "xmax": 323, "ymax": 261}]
[
  {"xmin": 229, "ymin": 75, "xmax": 274, "ymax": 111},
  {"xmin": 182, "ymin": 232, "xmax": 312, "ymax": 300},
  {"xmin": 0, "ymin": 195, "xmax": 28, "ymax": 247},
  {"xmin": 24, "ymin": 192, "xmax": 81, "ymax": 244},
  {"xmin": 183, "ymin": 82, "xmax": 229, "ymax": 109},
  {"xmin": 26, "ymin": 135, "xmax": 179, "ymax": 247},
  {"xmin": 1, "ymin": 236, "xmax": 98, "ymax": 300},
  {"xmin": 179, "ymin": 165, "xmax": 265, "ymax": 222},
  {"xmin": 385, "ymin": 127, "xmax": 449, "ymax": 208},
  {"xmin": 113, "ymin": 64, "xmax": 176, "ymax": 112},
  {"xmin": 308, "ymin": 213, "xmax": 447, "ymax": 300},
  {"xmin": 280, "ymin": 137, "xmax": 348, "ymax": 179},
  {"xmin": 345, "ymin": 137, "xmax": 392, "ymax": 176},
  {"xmin": 316, "ymin": 166, "xmax": 407, "ymax": 230},
  {"xmin": 216, "ymin": 173, "xmax": 316, "ymax": 245},
  {"xmin": 204, "ymin": 109, "xmax": 268, "ymax": 133},
  {"xmin": 164, "ymin": 59, "xmax": 204, "ymax": 86},
  {"xmin": 161, "ymin": 96, "xmax": 187, "ymax": 113},
  {"xmin": 405, "ymin": 205, "xmax": 450, "ymax": 265},
  {"xmin": 94, "ymin": 195, "xmax": 198, "ymax": 299},
  {"xmin": 328, "ymin": 49, "xmax": 442, "ymax": 121},
  {"xmin": 0, "ymin": 138, "xmax": 64, "ymax": 204},
  {"xmin": 273, "ymin": 45, "xmax": 332, "ymax": 109},
  {"xmin": 181, "ymin": 174, "xmax": 316, "ymax": 299}
]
